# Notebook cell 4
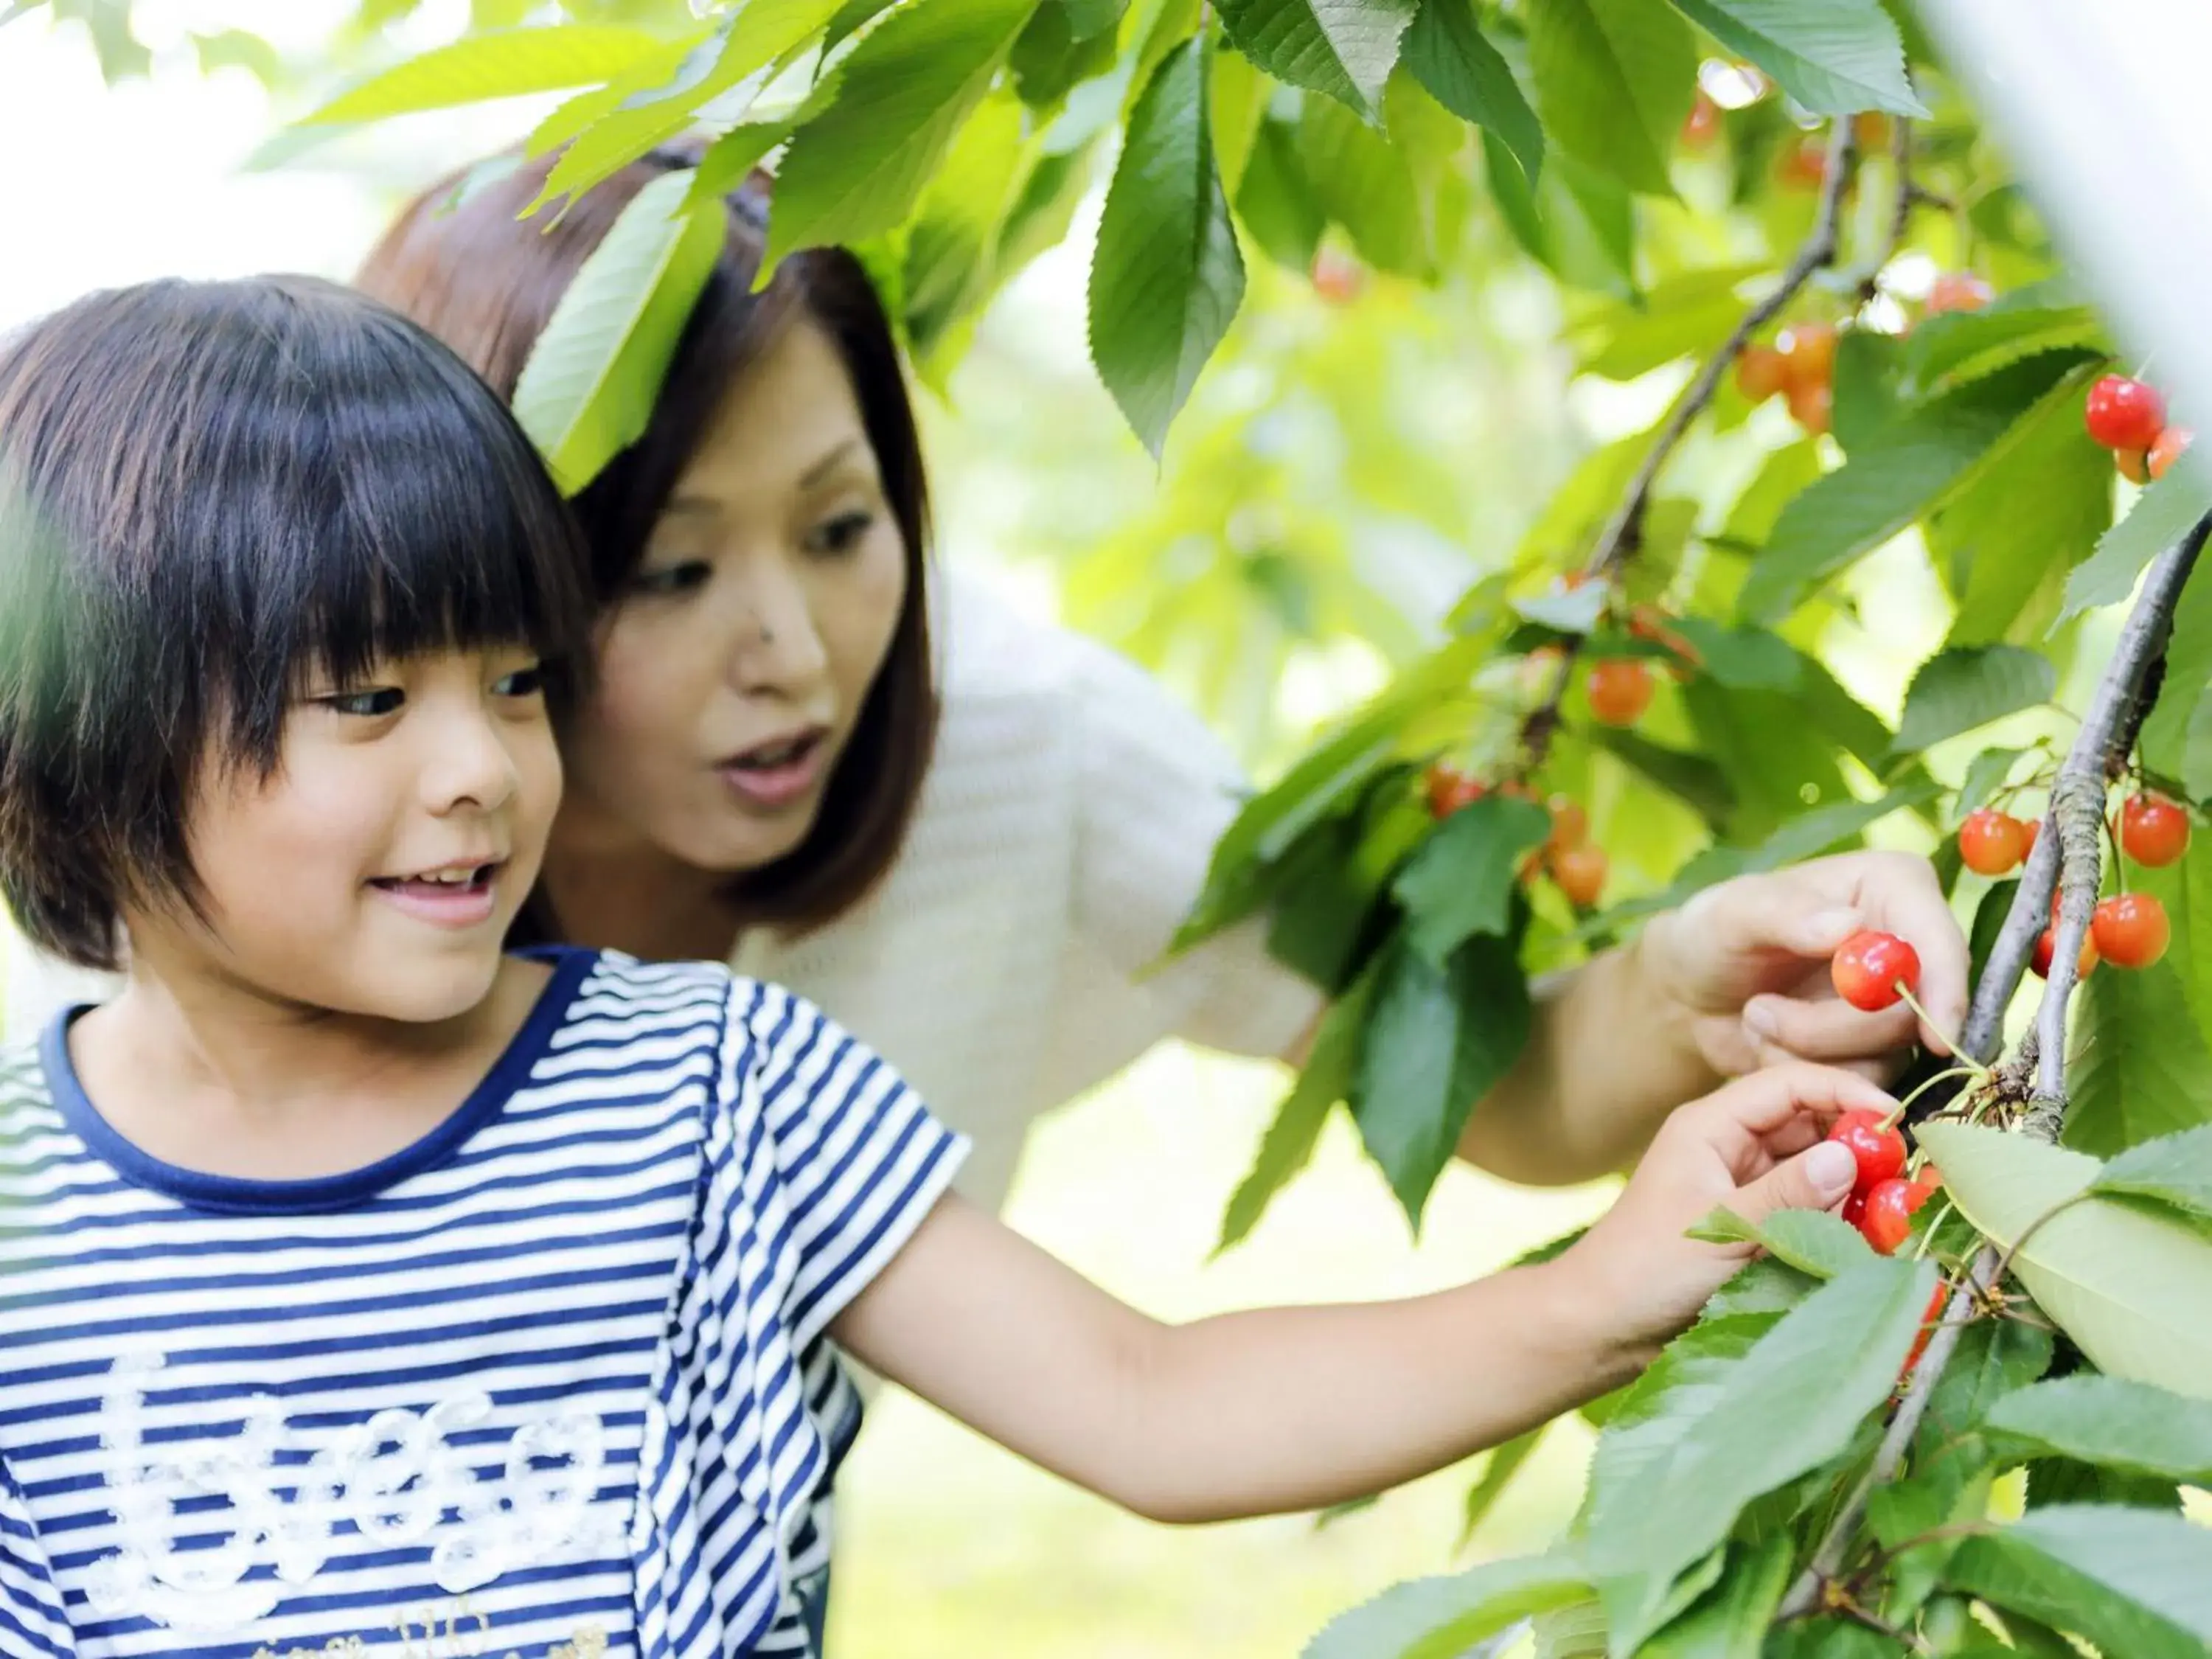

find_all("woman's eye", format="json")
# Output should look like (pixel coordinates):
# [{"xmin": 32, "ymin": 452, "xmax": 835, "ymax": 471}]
[
  {"xmin": 633, "ymin": 559, "xmax": 713, "ymax": 597},
  {"xmin": 806, "ymin": 509, "xmax": 876, "ymax": 557},
  {"xmin": 323, "ymin": 687, "xmax": 404, "ymax": 717},
  {"xmin": 493, "ymin": 664, "xmax": 547, "ymax": 699}
]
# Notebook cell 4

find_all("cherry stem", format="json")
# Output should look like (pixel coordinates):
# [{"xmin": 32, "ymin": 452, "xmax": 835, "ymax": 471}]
[
  {"xmin": 1885, "ymin": 1065, "xmax": 1982, "ymax": 1127},
  {"xmin": 1910, "ymin": 1199, "xmax": 1955, "ymax": 1262},
  {"xmin": 1889, "ymin": 986, "xmax": 1987, "ymax": 1083}
]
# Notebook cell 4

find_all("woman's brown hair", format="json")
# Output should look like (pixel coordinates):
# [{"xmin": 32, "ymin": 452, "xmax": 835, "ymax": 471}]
[{"xmin": 355, "ymin": 142, "xmax": 937, "ymax": 939}]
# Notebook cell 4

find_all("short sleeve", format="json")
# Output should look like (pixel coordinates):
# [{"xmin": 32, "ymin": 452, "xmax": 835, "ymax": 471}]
[
  {"xmin": 1056, "ymin": 632, "xmax": 1325, "ymax": 1065},
  {"xmin": 737, "ymin": 978, "xmax": 970, "ymax": 1344}
]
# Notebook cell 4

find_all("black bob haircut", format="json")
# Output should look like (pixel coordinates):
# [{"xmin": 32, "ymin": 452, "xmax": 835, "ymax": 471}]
[{"xmin": 0, "ymin": 274, "xmax": 594, "ymax": 970}]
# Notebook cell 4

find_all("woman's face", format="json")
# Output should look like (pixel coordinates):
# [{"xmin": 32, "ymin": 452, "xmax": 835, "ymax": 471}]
[{"xmin": 557, "ymin": 317, "xmax": 908, "ymax": 877}]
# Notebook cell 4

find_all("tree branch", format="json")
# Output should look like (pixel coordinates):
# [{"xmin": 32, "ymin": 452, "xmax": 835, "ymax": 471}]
[
  {"xmin": 1520, "ymin": 120, "xmax": 1859, "ymax": 768},
  {"xmin": 1778, "ymin": 515, "xmax": 2211, "ymax": 1621}
]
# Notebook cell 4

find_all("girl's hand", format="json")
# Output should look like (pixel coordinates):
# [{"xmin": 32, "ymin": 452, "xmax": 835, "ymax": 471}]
[
  {"xmin": 1640, "ymin": 851, "xmax": 1971, "ymax": 1080},
  {"xmin": 1559, "ymin": 1063, "xmax": 1882, "ymax": 1362}
]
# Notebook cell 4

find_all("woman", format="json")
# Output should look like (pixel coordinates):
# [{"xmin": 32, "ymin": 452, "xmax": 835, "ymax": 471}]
[{"xmin": 6, "ymin": 147, "xmax": 1970, "ymax": 1212}]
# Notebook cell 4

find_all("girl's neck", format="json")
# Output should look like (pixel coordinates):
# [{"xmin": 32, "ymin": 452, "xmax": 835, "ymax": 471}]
[
  {"xmin": 538, "ymin": 822, "xmax": 748, "ymax": 966},
  {"xmin": 69, "ymin": 953, "xmax": 551, "ymax": 1183}
]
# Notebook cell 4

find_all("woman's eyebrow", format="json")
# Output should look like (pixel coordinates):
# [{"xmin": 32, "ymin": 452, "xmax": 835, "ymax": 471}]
[{"xmin": 800, "ymin": 437, "xmax": 863, "ymax": 487}]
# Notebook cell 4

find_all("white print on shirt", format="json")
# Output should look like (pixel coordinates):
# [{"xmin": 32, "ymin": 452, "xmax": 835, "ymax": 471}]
[{"xmin": 82, "ymin": 1349, "xmax": 625, "ymax": 1634}]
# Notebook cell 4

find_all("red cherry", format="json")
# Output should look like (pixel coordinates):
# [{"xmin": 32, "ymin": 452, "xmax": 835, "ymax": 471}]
[
  {"xmin": 1425, "ymin": 765, "xmax": 1485, "ymax": 820},
  {"xmin": 2117, "ymin": 447, "xmax": 2151, "ymax": 484},
  {"xmin": 1860, "ymin": 1176, "xmax": 1933, "ymax": 1254},
  {"xmin": 1925, "ymin": 272, "xmax": 1993, "ymax": 316},
  {"xmin": 1736, "ymin": 344, "xmax": 1788, "ymax": 402},
  {"xmin": 2120, "ymin": 794, "xmax": 2191, "ymax": 868},
  {"xmin": 1830, "ymin": 930, "xmax": 1921, "ymax": 1012},
  {"xmin": 1587, "ymin": 659, "xmax": 1655, "ymax": 727},
  {"xmin": 2149, "ymin": 426, "xmax": 2194, "ymax": 481},
  {"xmin": 2092, "ymin": 892, "xmax": 2171, "ymax": 969},
  {"xmin": 1841, "ymin": 1189, "xmax": 1868, "ymax": 1229},
  {"xmin": 1310, "ymin": 248, "xmax": 1365, "ymax": 305},
  {"xmin": 2031, "ymin": 926, "xmax": 2098, "ymax": 980},
  {"xmin": 1957, "ymin": 810, "xmax": 2030, "ymax": 877},
  {"xmin": 1546, "ymin": 795, "xmax": 1588, "ymax": 853},
  {"xmin": 1779, "ymin": 321, "xmax": 1839, "ymax": 389},
  {"xmin": 2085, "ymin": 375, "xmax": 2168, "ymax": 451},
  {"xmin": 1787, "ymin": 378, "xmax": 1833, "ymax": 436},
  {"xmin": 2022, "ymin": 818, "xmax": 2039, "ymax": 858},
  {"xmin": 1828, "ymin": 1107, "xmax": 1908, "ymax": 1192},
  {"xmin": 1776, "ymin": 137, "xmax": 1829, "ymax": 191},
  {"xmin": 1680, "ymin": 91, "xmax": 1721, "ymax": 150},
  {"xmin": 1551, "ymin": 843, "xmax": 1608, "ymax": 908}
]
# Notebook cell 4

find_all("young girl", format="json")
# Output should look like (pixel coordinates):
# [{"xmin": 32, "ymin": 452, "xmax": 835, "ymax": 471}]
[{"xmin": 0, "ymin": 276, "xmax": 1875, "ymax": 1659}]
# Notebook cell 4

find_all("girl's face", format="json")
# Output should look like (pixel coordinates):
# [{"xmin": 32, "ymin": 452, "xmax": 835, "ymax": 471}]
[
  {"xmin": 134, "ymin": 647, "xmax": 560, "ymax": 1023},
  {"xmin": 554, "ymin": 317, "xmax": 908, "ymax": 879}
]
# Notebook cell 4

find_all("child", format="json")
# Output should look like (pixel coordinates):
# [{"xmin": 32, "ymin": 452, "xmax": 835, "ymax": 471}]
[{"xmin": 0, "ymin": 276, "xmax": 1874, "ymax": 1659}]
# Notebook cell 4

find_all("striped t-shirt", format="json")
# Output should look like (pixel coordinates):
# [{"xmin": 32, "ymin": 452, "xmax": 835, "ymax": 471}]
[{"xmin": 0, "ymin": 948, "xmax": 966, "ymax": 1659}]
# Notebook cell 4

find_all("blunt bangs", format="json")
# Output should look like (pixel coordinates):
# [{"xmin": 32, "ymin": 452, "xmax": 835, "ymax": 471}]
[{"xmin": 0, "ymin": 274, "xmax": 591, "ymax": 967}]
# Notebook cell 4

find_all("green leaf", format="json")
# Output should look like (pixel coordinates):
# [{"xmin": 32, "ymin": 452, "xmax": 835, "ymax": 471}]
[
  {"xmin": 300, "ymin": 24, "xmax": 664, "ymax": 123},
  {"xmin": 1393, "ymin": 793, "xmax": 1551, "ymax": 964},
  {"xmin": 1402, "ymin": 0, "xmax": 1543, "ymax": 181},
  {"xmin": 510, "ymin": 170, "xmax": 726, "ymax": 497},
  {"xmin": 1585, "ymin": 728, "xmax": 1734, "ymax": 830},
  {"xmin": 1235, "ymin": 111, "xmax": 1327, "ymax": 270},
  {"xmin": 1088, "ymin": 34, "xmax": 1246, "ymax": 457},
  {"xmin": 2094, "ymin": 1125, "xmax": 2212, "ymax": 1232},
  {"xmin": 2060, "ymin": 464, "xmax": 2212, "ymax": 622},
  {"xmin": 767, "ymin": 0, "xmax": 1040, "ymax": 266},
  {"xmin": 1892, "ymin": 645, "xmax": 2056, "ymax": 756},
  {"xmin": 902, "ymin": 88, "xmax": 1026, "ymax": 358},
  {"xmin": 1947, "ymin": 1506, "xmax": 2212, "ymax": 1657},
  {"xmin": 1526, "ymin": 0, "xmax": 1694, "ymax": 196},
  {"xmin": 1635, "ymin": 1534, "xmax": 1791, "ymax": 1659},
  {"xmin": 1214, "ymin": 0, "xmax": 1418, "ymax": 121},
  {"xmin": 1691, "ymin": 1206, "xmax": 1876, "ymax": 1279},
  {"xmin": 1662, "ymin": 0, "xmax": 1921, "ymax": 116},
  {"xmin": 1302, "ymin": 1551, "xmax": 1593, "ymax": 1659},
  {"xmin": 1899, "ymin": 304, "xmax": 2104, "ymax": 402},
  {"xmin": 1916, "ymin": 1122, "xmax": 2212, "ymax": 1402},
  {"xmin": 1353, "ymin": 929, "xmax": 1532, "ymax": 1227},
  {"xmin": 1217, "ymin": 962, "xmax": 1378, "ymax": 1251},
  {"xmin": 1966, "ymin": 879, "xmax": 2020, "ymax": 990},
  {"xmin": 1587, "ymin": 1257, "xmax": 1937, "ymax": 1652},
  {"xmin": 1299, "ymin": 84, "xmax": 1433, "ymax": 277},
  {"xmin": 1459, "ymin": 1426, "xmax": 1546, "ymax": 1546},
  {"xmin": 532, "ymin": 0, "xmax": 849, "ymax": 211},
  {"xmin": 1566, "ymin": 267, "xmax": 1764, "ymax": 383},
  {"xmin": 2139, "ymin": 552, "xmax": 2212, "ymax": 792},
  {"xmin": 1738, "ymin": 352, "xmax": 2093, "ymax": 624},
  {"xmin": 1938, "ymin": 362, "xmax": 2116, "ymax": 647},
  {"xmin": 1703, "ymin": 1256, "xmax": 1817, "ymax": 1321},
  {"xmin": 1663, "ymin": 619, "xmax": 1801, "ymax": 692},
  {"xmin": 2067, "ymin": 961, "xmax": 2212, "ymax": 1157},
  {"xmin": 1986, "ymin": 1376, "xmax": 2212, "ymax": 1485},
  {"xmin": 1957, "ymin": 747, "xmax": 2031, "ymax": 817}
]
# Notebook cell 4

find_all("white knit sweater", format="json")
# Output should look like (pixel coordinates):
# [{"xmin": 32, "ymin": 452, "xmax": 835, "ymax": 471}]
[{"xmin": 2, "ymin": 571, "xmax": 1324, "ymax": 1217}]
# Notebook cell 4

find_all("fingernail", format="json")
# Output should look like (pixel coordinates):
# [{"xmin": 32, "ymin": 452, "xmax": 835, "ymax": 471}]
[
  {"xmin": 1743, "ymin": 999, "xmax": 1781, "ymax": 1039},
  {"xmin": 1806, "ymin": 1141, "xmax": 1857, "ymax": 1195}
]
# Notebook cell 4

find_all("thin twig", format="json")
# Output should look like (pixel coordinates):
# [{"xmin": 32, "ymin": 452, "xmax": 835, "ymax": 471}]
[
  {"xmin": 1519, "ymin": 120, "xmax": 1859, "ymax": 767},
  {"xmin": 1857, "ymin": 116, "xmax": 1916, "ymax": 302},
  {"xmin": 1778, "ymin": 515, "xmax": 2211, "ymax": 1621}
]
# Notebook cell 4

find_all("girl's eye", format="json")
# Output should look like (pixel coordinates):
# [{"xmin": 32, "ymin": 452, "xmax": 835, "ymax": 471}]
[
  {"xmin": 494, "ymin": 664, "xmax": 547, "ymax": 699},
  {"xmin": 805, "ymin": 509, "xmax": 876, "ymax": 557},
  {"xmin": 633, "ymin": 559, "xmax": 713, "ymax": 597},
  {"xmin": 323, "ymin": 687, "xmax": 404, "ymax": 718}
]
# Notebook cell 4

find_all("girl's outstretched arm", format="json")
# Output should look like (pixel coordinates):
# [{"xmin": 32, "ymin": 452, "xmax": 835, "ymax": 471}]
[{"xmin": 830, "ymin": 1062, "xmax": 1877, "ymax": 1525}]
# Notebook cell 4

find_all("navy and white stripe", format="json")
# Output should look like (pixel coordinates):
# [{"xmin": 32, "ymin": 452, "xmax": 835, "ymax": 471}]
[{"xmin": 0, "ymin": 948, "xmax": 965, "ymax": 1658}]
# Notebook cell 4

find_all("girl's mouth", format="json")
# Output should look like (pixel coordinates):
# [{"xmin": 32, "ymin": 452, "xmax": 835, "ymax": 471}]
[{"xmin": 368, "ymin": 862, "xmax": 501, "ymax": 928}]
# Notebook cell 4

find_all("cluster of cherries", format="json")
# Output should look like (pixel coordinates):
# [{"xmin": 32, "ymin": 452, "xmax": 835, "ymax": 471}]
[
  {"xmin": 1735, "ymin": 321, "xmax": 1837, "ymax": 436},
  {"xmin": 1824, "ymin": 933, "xmax": 1943, "ymax": 1259},
  {"xmin": 1955, "ymin": 793, "xmax": 2186, "ymax": 975},
  {"xmin": 2084, "ymin": 373, "xmax": 2192, "ymax": 483},
  {"xmin": 1424, "ymin": 770, "xmax": 1608, "ymax": 908}
]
